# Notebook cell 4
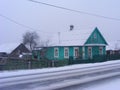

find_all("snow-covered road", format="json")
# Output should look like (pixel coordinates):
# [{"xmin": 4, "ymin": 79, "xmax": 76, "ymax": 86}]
[
  {"xmin": 86, "ymin": 78, "xmax": 120, "ymax": 90},
  {"xmin": 0, "ymin": 60, "xmax": 120, "ymax": 90},
  {"xmin": 87, "ymin": 78, "xmax": 120, "ymax": 90},
  {"xmin": 68, "ymin": 76, "xmax": 120, "ymax": 90}
]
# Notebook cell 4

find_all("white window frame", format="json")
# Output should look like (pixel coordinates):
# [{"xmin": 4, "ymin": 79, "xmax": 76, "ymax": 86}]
[
  {"xmin": 88, "ymin": 47, "xmax": 92, "ymax": 59},
  {"xmin": 74, "ymin": 47, "xmax": 79, "ymax": 58},
  {"xmin": 54, "ymin": 48, "xmax": 59, "ymax": 58},
  {"xmin": 64, "ymin": 47, "xmax": 69, "ymax": 58},
  {"xmin": 94, "ymin": 33, "xmax": 97, "ymax": 39},
  {"xmin": 82, "ymin": 47, "xmax": 85, "ymax": 59},
  {"xmin": 99, "ymin": 47, "xmax": 103, "ymax": 55}
]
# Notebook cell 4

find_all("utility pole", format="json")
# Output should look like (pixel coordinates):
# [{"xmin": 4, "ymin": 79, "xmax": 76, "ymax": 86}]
[{"xmin": 58, "ymin": 32, "xmax": 61, "ymax": 44}]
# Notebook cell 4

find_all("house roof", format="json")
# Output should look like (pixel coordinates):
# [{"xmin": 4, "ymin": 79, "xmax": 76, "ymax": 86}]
[
  {"xmin": 85, "ymin": 27, "xmax": 108, "ymax": 46},
  {"xmin": 49, "ymin": 27, "xmax": 97, "ymax": 46},
  {"xmin": 0, "ymin": 43, "xmax": 20, "ymax": 53},
  {"xmin": 107, "ymin": 41, "xmax": 120, "ymax": 50}
]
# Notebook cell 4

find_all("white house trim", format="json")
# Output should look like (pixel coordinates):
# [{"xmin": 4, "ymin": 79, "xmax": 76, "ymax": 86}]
[
  {"xmin": 85, "ymin": 44, "xmax": 106, "ymax": 46},
  {"xmin": 82, "ymin": 47, "xmax": 85, "ymax": 59},
  {"xmin": 64, "ymin": 47, "xmax": 69, "ymax": 59},
  {"xmin": 88, "ymin": 47, "xmax": 92, "ymax": 59},
  {"xmin": 54, "ymin": 47, "xmax": 59, "ymax": 58},
  {"xmin": 74, "ymin": 47, "xmax": 79, "ymax": 58},
  {"xmin": 99, "ymin": 46, "xmax": 103, "ymax": 55}
]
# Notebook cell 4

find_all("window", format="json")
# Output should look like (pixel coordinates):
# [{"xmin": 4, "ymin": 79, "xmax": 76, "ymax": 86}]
[
  {"xmin": 33, "ymin": 51, "xmax": 38, "ymax": 59},
  {"xmin": 54, "ymin": 48, "xmax": 59, "ymax": 58},
  {"xmin": 99, "ymin": 47, "xmax": 103, "ymax": 55},
  {"xmin": 94, "ymin": 33, "xmax": 97, "ymax": 39},
  {"xmin": 82, "ymin": 47, "xmax": 85, "ymax": 59},
  {"xmin": 74, "ymin": 47, "xmax": 79, "ymax": 58},
  {"xmin": 17, "ymin": 50, "xmax": 20, "ymax": 55},
  {"xmin": 88, "ymin": 47, "xmax": 92, "ymax": 59},
  {"xmin": 64, "ymin": 47, "xmax": 69, "ymax": 58}
]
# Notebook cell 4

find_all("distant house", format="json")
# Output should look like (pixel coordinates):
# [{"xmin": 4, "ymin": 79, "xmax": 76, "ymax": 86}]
[
  {"xmin": 106, "ymin": 41, "xmax": 120, "ymax": 55},
  {"xmin": 32, "ymin": 27, "xmax": 108, "ymax": 60},
  {"xmin": 0, "ymin": 52, "xmax": 8, "ymax": 57},
  {"xmin": 0, "ymin": 43, "xmax": 30, "ymax": 58}
]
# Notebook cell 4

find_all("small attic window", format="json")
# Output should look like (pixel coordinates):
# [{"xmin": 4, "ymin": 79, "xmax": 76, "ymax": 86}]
[{"xmin": 94, "ymin": 33, "xmax": 97, "ymax": 39}]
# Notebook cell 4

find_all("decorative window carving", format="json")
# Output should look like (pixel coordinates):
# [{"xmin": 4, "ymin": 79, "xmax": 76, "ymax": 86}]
[
  {"xmin": 64, "ymin": 47, "xmax": 69, "ymax": 58},
  {"xmin": 88, "ymin": 47, "xmax": 92, "ymax": 59},
  {"xmin": 54, "ymin": 48, "xmax": 59, "ymax": 58},
  {"xmin": 99, "ymin": 47, "xmax": 103, "ymax": 55},
  {"xmin": 74, "ymin": 47, "xmax": 79, "ymax": 58},
  {"xmin": 82, "ymin": 47, "xmax": 85, "ymax": 59}
]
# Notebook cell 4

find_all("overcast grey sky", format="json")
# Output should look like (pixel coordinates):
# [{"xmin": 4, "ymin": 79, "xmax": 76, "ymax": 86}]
[{"xmin": 0, "ymin": 0, "xmax": 120, "ymax": 45}]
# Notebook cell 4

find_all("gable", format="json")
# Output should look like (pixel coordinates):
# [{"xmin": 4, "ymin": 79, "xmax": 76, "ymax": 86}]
[
  {"xmin": 11, "ymin": 44, "xmax": 29, "ymax": 53},
  {"xmin": 84, "ymin": 27, "xmax": 108, "ymax": 45},
  {"xmin": 10, "ymin": 43, "xmax": 30, "ymax": 57}
]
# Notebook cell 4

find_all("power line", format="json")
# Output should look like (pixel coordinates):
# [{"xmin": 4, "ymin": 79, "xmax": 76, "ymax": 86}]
[
  {"xmin": 0, "ymin": 13, "xmax": 93, "ymax": 35},
  {"xmin": 0, "ymin": 13, "xmax": 56, "ymax": 34},
  {"xmin": 0, "ymin": 13, "xmax": 92, "ymax": 33},
  {"xmin": 29, "ymin": 0, "xmax": 120, "ymax": 21},
  {"xmin": 0, "ymin": 14, "xmax": 34, "ymax": 30}
]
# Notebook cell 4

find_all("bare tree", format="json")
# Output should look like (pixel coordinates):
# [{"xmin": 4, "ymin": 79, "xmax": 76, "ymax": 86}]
[
  {"xmin": 44, "ymin": 39, "xmax": 50, "ymax": 47},
  {"xmin": 41, "ymin": 39, "xmax": 51, "ymax": 47},
  {"xmin": 23, "ymin": 31, "xmax": 39, "ymax": 51}
]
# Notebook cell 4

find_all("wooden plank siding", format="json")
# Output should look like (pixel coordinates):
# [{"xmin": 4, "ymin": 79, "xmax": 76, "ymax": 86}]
[{"xmin": 32, "ymin": 27, "xmax": 108, "ymax": 60}]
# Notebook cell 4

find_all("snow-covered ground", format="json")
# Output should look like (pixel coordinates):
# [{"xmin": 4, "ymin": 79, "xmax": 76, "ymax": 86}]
[
  {"xmin": 84, "ymin": 78, "xmax": 120, "ymax": 90},
  {"xmin": 0, "ymin": 60, "xmax": 120, "ymax": 78},
  {"xmin": 0, "ymin": 60, "xmax": 120, "ymax": 90}
]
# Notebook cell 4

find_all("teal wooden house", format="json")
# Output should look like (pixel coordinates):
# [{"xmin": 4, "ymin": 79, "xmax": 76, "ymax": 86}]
[{"xmin": 32, "ymin": 27, "xmax": 108, "ymax": 60}]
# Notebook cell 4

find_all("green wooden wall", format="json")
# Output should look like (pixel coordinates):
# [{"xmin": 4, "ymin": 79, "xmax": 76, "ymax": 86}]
[
  {"xmin": 85, "ymin": 27, "xmax": 107, "ymax": 45},
  {"xmin": 44, "ymin": 46, "xmax": 83, "ymax": 60},
  {"xmin": 32, "ymin": 27, "xmax": 107, "ymax": 60},
  {"xmin": 32, "ymin": 46, "xmax": 106, "ymax": 60}
]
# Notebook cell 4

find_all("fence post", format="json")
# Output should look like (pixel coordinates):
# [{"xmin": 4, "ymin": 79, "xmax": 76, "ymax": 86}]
[
  {"xmin": 28, "ymin": 60, "xmax": 31, "ymax": 69},
  {"xmin": 52, "ymin": 60, "xmax": 54, "ymax": 67}
]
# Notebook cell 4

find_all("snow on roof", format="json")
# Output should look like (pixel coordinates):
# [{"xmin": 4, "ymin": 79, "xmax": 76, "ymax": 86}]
[
  {"xmin": 0, "ymin": 43, "xmax": 20, "ymax": 53},
  {"xmin": 50, "ymin": 28, "xmax": 93, "ymax": 46},
  {"xmin": 107, "ymin": 41, "xmax": 120, "ymax": 50}
]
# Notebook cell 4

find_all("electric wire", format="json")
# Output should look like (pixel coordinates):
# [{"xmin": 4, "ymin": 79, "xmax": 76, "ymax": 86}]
[{"xmin": 29, "ymin": 0, "xmax": 120, "ymax": 21}]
